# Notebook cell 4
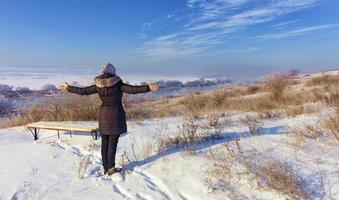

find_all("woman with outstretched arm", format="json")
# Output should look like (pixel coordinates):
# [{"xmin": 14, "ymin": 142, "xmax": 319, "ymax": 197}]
[{"xmin": 59, "ymin": 63, "xmax": 158, "ymax": 175}]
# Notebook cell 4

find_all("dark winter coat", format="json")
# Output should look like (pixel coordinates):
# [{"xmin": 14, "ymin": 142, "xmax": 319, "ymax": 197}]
[{"xmin": 67, "ymin": 74, "xmax": 150, "ymax": 135}]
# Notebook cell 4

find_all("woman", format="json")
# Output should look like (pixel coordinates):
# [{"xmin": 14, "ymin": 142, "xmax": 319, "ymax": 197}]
[{"xmin": 59, "ymin": 63, "xmax": 158, "ymax": 175}]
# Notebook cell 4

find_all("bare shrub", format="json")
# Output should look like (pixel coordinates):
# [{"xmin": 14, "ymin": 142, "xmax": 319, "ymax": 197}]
[
  {"xmin": 157, "ymin": 115, "xmax": 224, "ymax": 153},
  {"xmin": 210, "ymin": 90, "xmax": 228, "ymax": 108},
  {"xmin": 73, "ymin": 155, "xmax": 91, "ymax": 179},
  {"xmin": 257, "ymin": 110, "xmax": 279, "ymax": 120},
  {"xmin": 322, "ymin": 116, "xmax": 339, "ymax": 140},
  {"xmin": 23, "ymin": 181, "xmax": 42, "ymax": 200},
  {"xmin": 287, "ymin": 127, "xmax": 307, "ymax": 148},
  {"xmin": 240, "ymin": 114, "xmax": 263, "ymax": 135},
  {"xmin": 252, "ymin": 160, "xmax": 310, "ymax": 200},
  {"xmin": 264, "ymin": 73, "xmax": 289, "ymax": 102},
  {"xmin": 287, "ymin": 124, "xmax": 325, "ymax": 145},
  {"xmin": 204, "ymin": 143, "xmax": 240, "ymax": 193},
  {"xmin": 206, "ymin": 142, "xmax": 311, "ymax": 199},
  {"xmin": 303, "ymin": 124, "xmax": 324, "ymax": 140},
  {"xmin": 118, "ymin": 150, "xmax": 138, "ymax": 175}
]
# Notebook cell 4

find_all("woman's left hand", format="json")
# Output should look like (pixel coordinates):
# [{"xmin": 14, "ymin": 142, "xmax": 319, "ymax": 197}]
[{"xmin": 149, "ymin": 84, "xmax": 159, "ymax": 92}]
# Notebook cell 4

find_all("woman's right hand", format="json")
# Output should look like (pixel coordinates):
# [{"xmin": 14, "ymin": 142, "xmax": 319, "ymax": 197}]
[
  {"xmin": 59, "ymin": 82, "xmax": 69, "ymax": 92},
  {"xmin": 149, "ymin": 84, "xmax": 159, "ymax": 92}
]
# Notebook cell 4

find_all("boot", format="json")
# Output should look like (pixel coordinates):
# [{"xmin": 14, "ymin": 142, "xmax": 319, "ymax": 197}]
[
  {"xmin": 104, "ymin": 167, "xmax": 108, "ymax": 175},
  {"xmin": 107, "ymin": 167, "xmax": 122, "ymax": 176}
]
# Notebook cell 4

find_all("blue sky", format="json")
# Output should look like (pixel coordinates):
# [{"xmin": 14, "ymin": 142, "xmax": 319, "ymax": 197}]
[{"xmin": 0, "ymin": 0, "xmax": 339, "ymax": 77}]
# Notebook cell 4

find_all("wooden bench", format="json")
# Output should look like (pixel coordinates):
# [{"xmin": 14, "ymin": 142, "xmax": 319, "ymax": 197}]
[{"xmin": 26, "ymin": 122, "xmax": 100, "ymax": 141}]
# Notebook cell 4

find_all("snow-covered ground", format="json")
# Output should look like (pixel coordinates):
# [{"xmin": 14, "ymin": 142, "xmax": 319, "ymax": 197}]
[{"xmin": 0, "ymin": 112, "xmax": 338, "ymax": 200}]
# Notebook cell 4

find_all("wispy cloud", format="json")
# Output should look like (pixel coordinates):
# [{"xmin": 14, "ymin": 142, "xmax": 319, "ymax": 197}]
[
  {"xmin": 136, "ymin": 0, "xmax": 321, "ymax": 60},
  {"xmin": 271, "ymin": 19, "xmax": 301, "ymax": 29},
  {"xmin": 256, "ymin": 23, "xmax": 339, "ymax": 40},
  {"xmin": 139, "ymin": 20, "xmax": 156, "ymax": 39}
]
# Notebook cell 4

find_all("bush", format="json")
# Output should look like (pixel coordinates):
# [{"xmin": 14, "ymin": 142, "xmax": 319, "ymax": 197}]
[
  {"xmin": 264, "ymin": 74, "xmax": 289, "ymax": 102},
  {"xmin": 322, "ymin": 116, "xmax": 339, "ymax": 140},
  {"xmin": 240, "ymin": 114, "xmax": 263, "ymax": 135},
  {"xmin": 252, "ymin": 160, "xmax": 310, "ymax": 200}
]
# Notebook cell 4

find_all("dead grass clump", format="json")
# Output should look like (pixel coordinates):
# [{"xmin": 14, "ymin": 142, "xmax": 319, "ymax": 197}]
[
  {"xmin": 204, "ymin": 142, "xmax": 246, "ymax": 195},
  {"xmin": 73, "ymin": 155, "xmax": 91, "ymax": 179},
  {"xmin": 288, "ymin": 124, "xmax": 325, "ymax": 147},
  {"xmin": 303, "ymin": 124, "xmax": 324, "ymax": 140},
  {"xmin": 322, "ymin": 116, "xmax": 339, "ymax": 140},
  {"xmin": 264, "ymin": 73, "xmax": 289, "ymax": 102},
  {"xmin": 252, "ymin": 160, "xmax": 310, "ymax": 200},
  {"xmin": 240, "ymin": 114, "xmax": 264, "ymax": 135},
  {"xmin": 260, "ymin": 110, "xmax": 280, "ymax": 120},
  {"xmin": 285, "ymin": 105, "xmax": 305, "ymax": 117},
  {"xmin": 24, "ymin": 181, "xmax": 42, "ymax": 200},
  {"xmin": 287, "ymin": 127, "xmax": 307, "ymax": 149},
  {"xmin": 157, "ymin": 115, "xmax": 224, "ymax": 153},
  {"xmin": 205, "ymin": 142, "xmax": 311, "ymax": 199}
]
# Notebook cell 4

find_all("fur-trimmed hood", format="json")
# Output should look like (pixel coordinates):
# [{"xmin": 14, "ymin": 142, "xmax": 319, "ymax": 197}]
[{"xmin": 95, "ymin": 74, "xmax": 121, "ymax": 88}]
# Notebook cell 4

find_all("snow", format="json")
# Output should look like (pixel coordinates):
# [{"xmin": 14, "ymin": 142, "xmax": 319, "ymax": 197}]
[{"xmin": 0, "ymin": 112, "xmax": 338, "ymax": 199}]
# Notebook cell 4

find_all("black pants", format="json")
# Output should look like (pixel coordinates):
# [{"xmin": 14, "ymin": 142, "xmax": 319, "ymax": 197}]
[{"xmin": 101, "ymin": 134, "xmax": 120, "ymax": 170}]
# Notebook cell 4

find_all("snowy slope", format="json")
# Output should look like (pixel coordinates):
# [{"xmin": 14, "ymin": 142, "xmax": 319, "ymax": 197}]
[{"xmin": 0, "ymin": 113, "xmax": 338, "ymax": 200}]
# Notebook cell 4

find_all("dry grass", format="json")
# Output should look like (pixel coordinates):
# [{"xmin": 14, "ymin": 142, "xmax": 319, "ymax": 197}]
[
  {"xmin": 252, "ymin": 160, "xmax": 310, "ymax": 200},
  {"xmin": 240, "ymin": 114, "xmax": 264, "ymax": 135},
  {"xmin": 156, "ymin": 114, "xmax": 225, "ymax": 153},
  {"xmin": 205, "ymin": 142, "xmax": 311, "ymax": 200},
  {"xmin": 73, "ymin": 155, "xmax": 91, "ymax": 179},
  {"xmin": 1, "ymin": 71, "xmax": 338, "ymax": 129},
  {"xmin": 245, "ymin": 85, "xmax": 261, "ymax": 95},
  {"xmin": 0, "ymin": 95, "xmax": 101, "ymax": 128},
  {"xmin": 264, "ymin": 73, "xmax": 290, "ymax": 102},
  {"xmin": 322, "ymin": 115, "xmax": 339, "ymax": 140},
  {"xmin": 306, "ymin": 74, "xmax": 339, "ymax": 87},
  {"xmin": 303, "ymin": 124, "xmax": 324, "ymax": 140}
]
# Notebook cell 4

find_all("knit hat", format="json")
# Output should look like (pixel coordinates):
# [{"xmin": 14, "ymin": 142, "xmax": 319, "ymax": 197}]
[{"xmin": 101, "ymin": 63, "xmax": 116, "ymax": 75}]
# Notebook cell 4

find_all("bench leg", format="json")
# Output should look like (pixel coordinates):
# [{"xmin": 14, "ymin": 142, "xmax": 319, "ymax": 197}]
[
  {"xmin": 69, "ymin": 131, "xmax": 72, "ymax": 138},
  {"xmin": 95, "ymin": 131, "xmax": 98, "ymax": 140},
  {"xmin": 57, "ymin": 130, "xmax": 60, "ymax": 139},
  {"xmin": 33, "ymin": 128, "xmax": 38, "ymax": 141}
]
